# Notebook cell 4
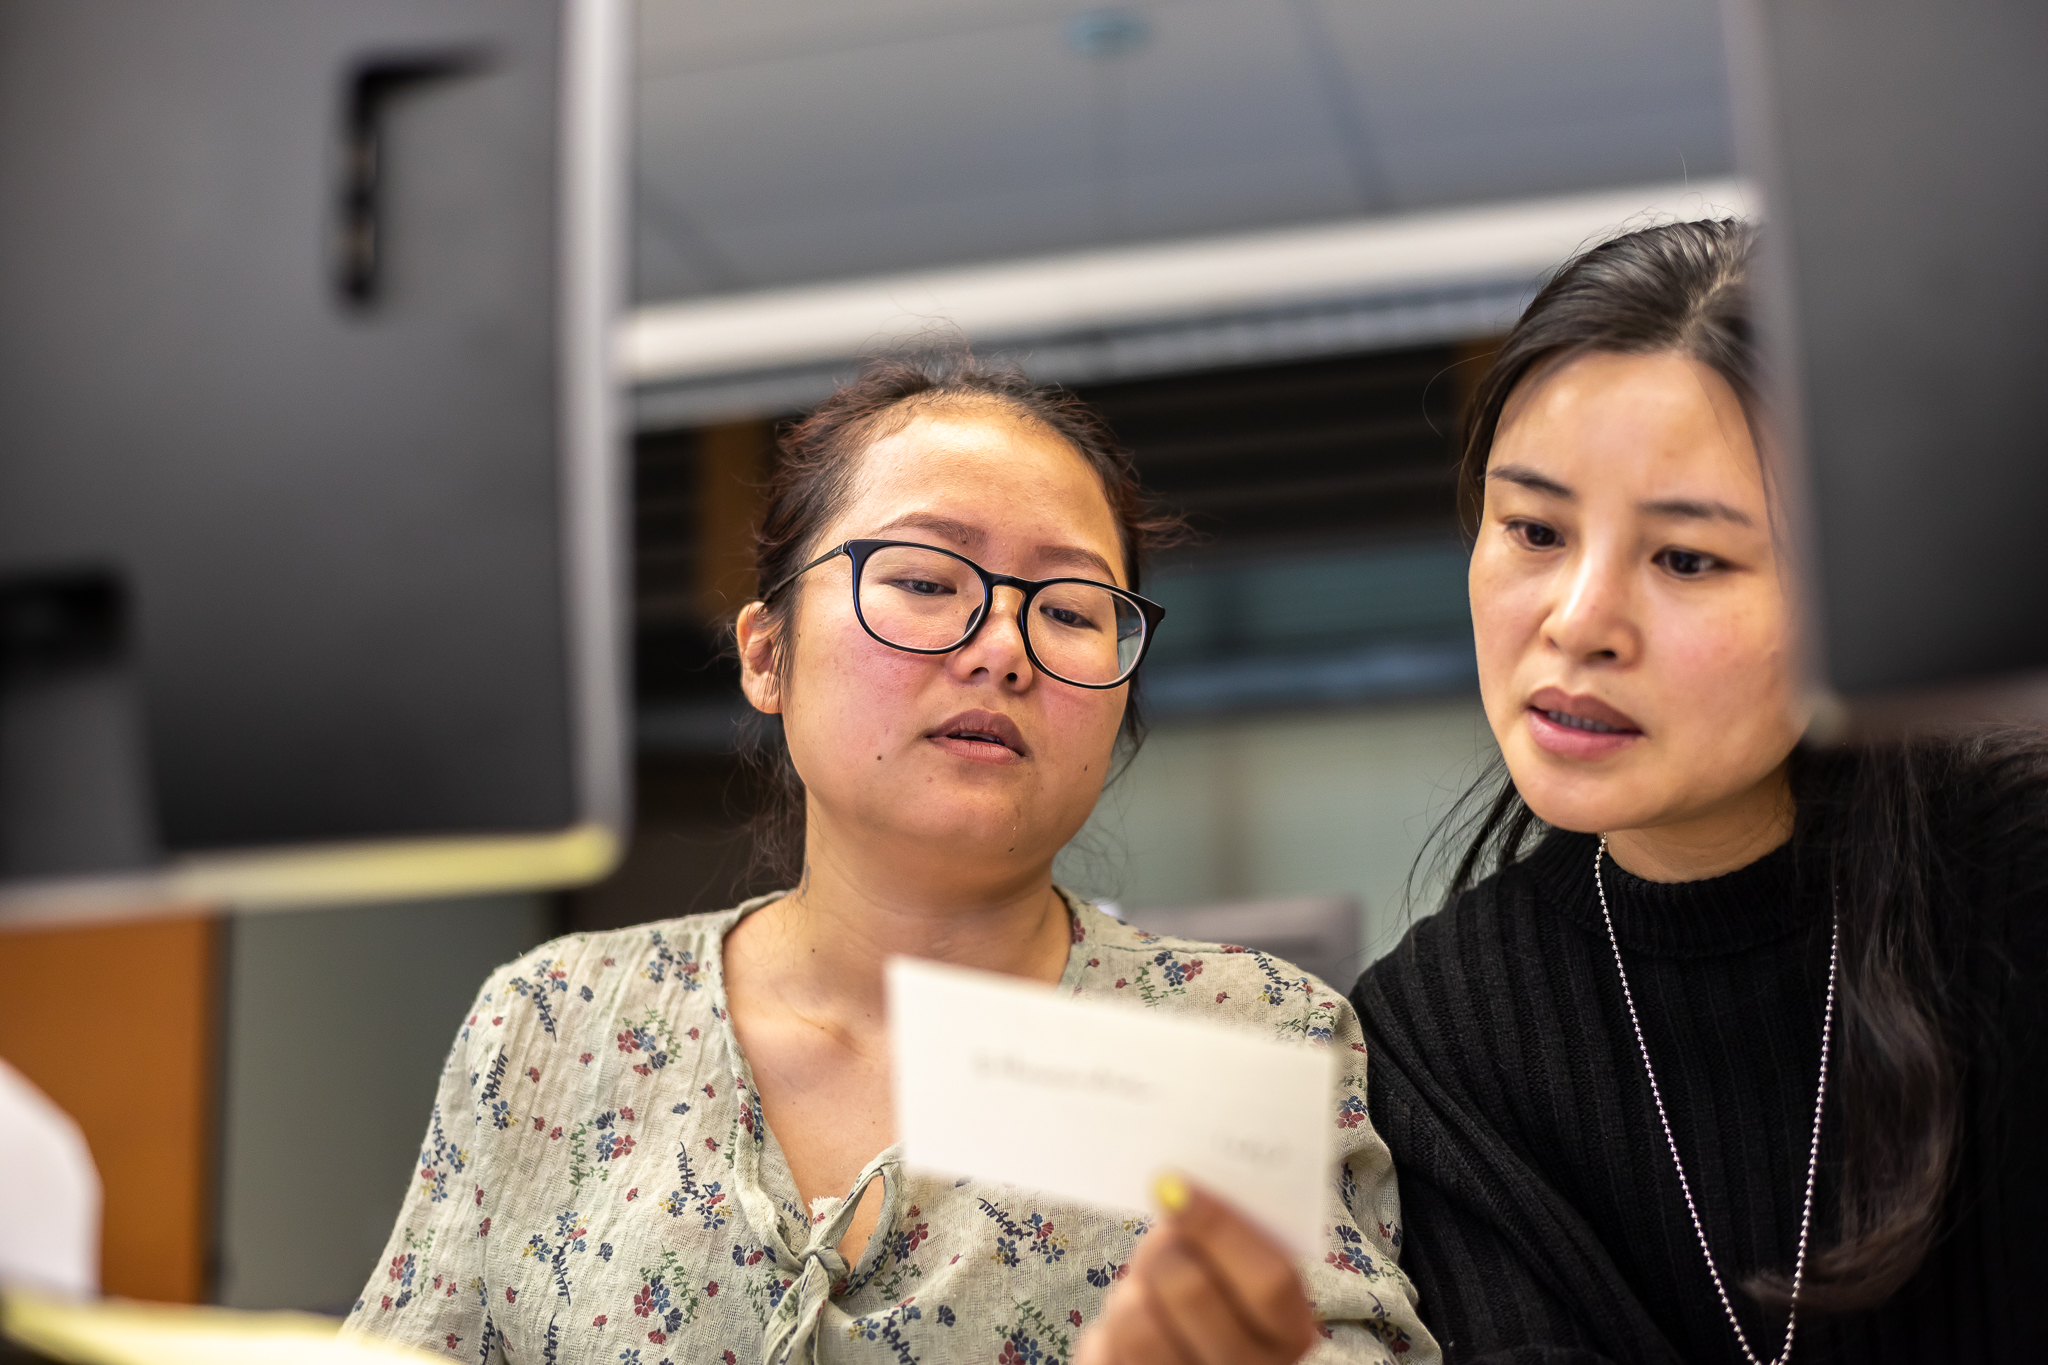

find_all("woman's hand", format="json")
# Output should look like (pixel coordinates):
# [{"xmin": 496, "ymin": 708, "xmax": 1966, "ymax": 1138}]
[{"xmin": 1074, "ymin": 1174, "xmax": 1321, "ymax": 1365}]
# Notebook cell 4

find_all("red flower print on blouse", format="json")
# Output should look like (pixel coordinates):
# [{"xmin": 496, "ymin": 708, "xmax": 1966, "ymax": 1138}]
[
  {"xmin": 633, "ymin": 1284, "xmax": 657, "ymax": 1317},
  {"xmin": 445, "ymin": 1334, "xmax": 461, "ymax": 1351},
  {"xmin": 478, "ymin": 1217, "xmax": 491, "ymax": 1237},
  {"xmin": 619, "ymin": 1106, "xmax": 635, "ymax": 1121},
  {"xmin": 505, "ymin": 1287, "xmax": 517, "ymax": 1303},
  {"xmin": 592, "ymin": 1315, "xmax": 606, "ymax": 1328},
  {"xmin": 705, "ymin": 1282, "xmax": 719, "ymax": 1296},
  {"xmin": 1069, "ymin": 1310, "xmax": 1084, "ymax": 1326},
  {"xmin": 526, "ymin": 1067, "xmax": 541, "ymax": 1083},
  {"xmin": 580, "ymin": 1052, "xmax": 594, "ymax": 1065},
  {"xmin": 616, "ymin": 1031, "xmax": 640, "ymax": 1053},
  {"xmin": 648, "ymin": 1331, "xmax": 667, "ymax": 1345}
]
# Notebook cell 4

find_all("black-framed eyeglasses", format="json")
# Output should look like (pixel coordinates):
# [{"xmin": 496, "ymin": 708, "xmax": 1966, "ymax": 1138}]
[{"xmin": 761, "ymin": 539, "xmax": 1166, "ymax": 689}]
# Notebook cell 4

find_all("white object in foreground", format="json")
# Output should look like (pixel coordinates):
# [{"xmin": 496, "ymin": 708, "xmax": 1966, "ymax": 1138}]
[
  {"xmin": 887, "ymin": 956, "xmax": 1337, "ymax": 1258},
  {"xmin": 0, "ymin": 1059, "xmax": 99, "ymax": 1297}
]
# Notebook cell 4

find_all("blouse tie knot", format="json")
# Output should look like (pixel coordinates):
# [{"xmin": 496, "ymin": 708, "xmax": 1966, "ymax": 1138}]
[{"xmin": 763, "ymin": 1164, "xmax": 888, "ymax": 1365}]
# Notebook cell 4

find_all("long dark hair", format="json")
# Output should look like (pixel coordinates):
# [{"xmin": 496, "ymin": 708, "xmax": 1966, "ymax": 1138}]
[
  {"xmin": 1439, "ymin": 219, "xmax": 2048, "ymax": 1313},
  {"xmin": 737, "ymin": 348, "xmax": 1186, "ymax": 884}
]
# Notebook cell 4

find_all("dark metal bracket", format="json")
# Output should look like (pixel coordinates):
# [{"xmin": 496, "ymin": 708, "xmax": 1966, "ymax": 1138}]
[{"xmin": 336, "ymin": 49, "xmax": 489, "ymax": 307}]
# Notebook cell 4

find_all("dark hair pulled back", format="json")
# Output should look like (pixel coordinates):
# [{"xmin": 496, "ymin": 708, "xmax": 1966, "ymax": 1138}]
[
  {"xmin": 738, "ymin": 348, "xmax": 1186, "ymax": 884},
  {"xmin": 1437, "ymin": 218, "xmax": 2048, "ymax": 1314}
]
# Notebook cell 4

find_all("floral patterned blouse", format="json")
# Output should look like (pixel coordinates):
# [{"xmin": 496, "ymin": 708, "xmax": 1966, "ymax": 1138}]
[{"xmin": 342, "ymin": 891, "xmax": 1437, "ymax": 1365}]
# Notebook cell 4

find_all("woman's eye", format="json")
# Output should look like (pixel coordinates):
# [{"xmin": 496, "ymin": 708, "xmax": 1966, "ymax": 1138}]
[
  {"xmin": 890, "ymin": 577, "xmax": 952, "ymax": 596},
  {"xmin": 1042, "ymin": 605, "xmax": 1097, "ymax": 631},
  {"xmin": 1507, "ymin": 519, "xmax": 1561, "ymax": 550},
  {"xmin": 1654, "ymin": 548, "xmax": 1720, "ymax": 578}
]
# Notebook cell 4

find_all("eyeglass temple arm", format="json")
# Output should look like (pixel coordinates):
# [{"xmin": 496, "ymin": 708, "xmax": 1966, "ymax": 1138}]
[{"xmin": 758, "ymin": 543, "xmax": 850, "ymax": 605}]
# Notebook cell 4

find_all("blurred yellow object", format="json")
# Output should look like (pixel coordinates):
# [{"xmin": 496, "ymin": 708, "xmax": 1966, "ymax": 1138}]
[
  {"xmin": 0, "ymin": 824, "xmax": 618, "ymax": 930},
  {"xmin": 1, "ymin": 1292, "xmax": 442, "ymax": 1365}
]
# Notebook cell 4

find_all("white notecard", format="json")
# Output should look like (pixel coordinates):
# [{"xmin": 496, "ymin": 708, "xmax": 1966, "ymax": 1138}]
[{"xmin": 887, "ymin": 955, "xmax": 1338, "ymax": 1257}]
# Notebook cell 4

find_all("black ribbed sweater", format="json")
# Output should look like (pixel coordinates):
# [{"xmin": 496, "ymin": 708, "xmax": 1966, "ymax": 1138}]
[{"xmin": 1351, "ymin": 828, "xmax": 2048, "ymax": 1364}]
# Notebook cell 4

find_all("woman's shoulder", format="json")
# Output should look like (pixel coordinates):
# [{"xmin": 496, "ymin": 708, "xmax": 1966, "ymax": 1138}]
[
  {"xmin": 1368, "ymin": 850, "xmax": 1545, "ymax": 960},
  {"xmin": 1064, "ymin": 894, "xmax": 1358, "ymax": 1046},
  {"xmin": 1349, "ymin": 845, "xmax": 1568, "ymax": 1039},
  {"xmin": 453, "ymin": 900, "xmax": 766, "ymax": 1060},
  {"xmin": 480, "ymin": 902, "xmax": 749, "ymax": 991}
]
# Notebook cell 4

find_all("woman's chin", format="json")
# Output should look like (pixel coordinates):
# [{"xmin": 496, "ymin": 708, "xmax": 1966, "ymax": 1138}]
[
  {"xmin": 1507, "ymin": 751, "xmax": 1660, "ymax": 837},
  {"xmin": 853, "ymin": 797, "xmax": 1076, "ymax": 868}
]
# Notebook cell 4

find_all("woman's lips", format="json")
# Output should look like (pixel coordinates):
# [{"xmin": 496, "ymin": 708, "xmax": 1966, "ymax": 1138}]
[
  {"xmin": 926, "ymin": 709, "xmax": 1027, "ymax": 765},
  {"xmin": 1525, "ymin": 686, "xmax": 1643, "ymax": 760}
]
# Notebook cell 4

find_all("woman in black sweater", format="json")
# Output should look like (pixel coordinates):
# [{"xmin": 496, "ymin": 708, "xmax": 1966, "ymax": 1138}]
[{"xmin": 1350, "ymin": 220, "xmax": 2048, "ymax": 1364}]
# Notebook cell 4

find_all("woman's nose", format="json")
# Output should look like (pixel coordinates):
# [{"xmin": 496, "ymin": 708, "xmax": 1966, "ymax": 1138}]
[
  {"xmin": 949, "ymin": 585, "xmax": 1035, "ymax": 685},
  {"xmin": 1544, "ymin": 550, "xmax": 1640, "ymax": 665}
]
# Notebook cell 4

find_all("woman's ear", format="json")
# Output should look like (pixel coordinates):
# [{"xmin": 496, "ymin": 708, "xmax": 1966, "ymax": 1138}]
[{"xmin": 736, "ymin": 601, "xmax": 784, "ymax": 715}]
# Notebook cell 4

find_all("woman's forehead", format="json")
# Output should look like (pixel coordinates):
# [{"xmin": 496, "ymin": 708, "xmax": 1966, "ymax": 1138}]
[
  {"xmin": 840, "ymin": 409, "xmax": 1123, "ymax": 549},
  {"xmin": 1496, "ymin": 350, "xmax": 1765, "ymax": 505}
]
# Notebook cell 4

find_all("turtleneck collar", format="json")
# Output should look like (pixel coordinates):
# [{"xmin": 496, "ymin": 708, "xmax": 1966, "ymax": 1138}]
[{"xmin": 1521, "ymin": 828, "xmax": 1826, "ymax": 958}]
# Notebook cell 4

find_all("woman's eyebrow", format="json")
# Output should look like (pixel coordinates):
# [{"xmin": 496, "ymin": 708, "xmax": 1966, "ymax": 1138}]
[
  {"xmin": 1490, "ymin": 466, "xmax": 1754, "ymax": 528},
  {"xmin": 869, "ymin": 512, "xmax": 986, "ymax": 548},
  {"xmin": 1638, "ymin": 496, "xmax": 1754, "ymax": 527},
  {"xmin": 869, "ymin": 513, "xmax": 1117, "ymax": 581},
  {"xmin": 1488, "ymin": 464, "xmax": 1574, "ymax": 499},
  {"xmin": 1037, "ymin": 544, "xmax": 1118, "ymax": 580}
]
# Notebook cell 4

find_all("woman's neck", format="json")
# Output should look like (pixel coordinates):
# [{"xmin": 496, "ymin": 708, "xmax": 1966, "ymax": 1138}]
[
  {"xmin": 731, "ymin": 825, "xmax": 1073, "ymax": 1037},
  {"xmin": 1603, "ymin": 762, "xmax": 1796, "ymax": 883}
]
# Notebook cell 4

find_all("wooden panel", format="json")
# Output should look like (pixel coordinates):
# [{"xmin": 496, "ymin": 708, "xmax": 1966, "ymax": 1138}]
[
  {"xmin": 0, "ymin": 913, "xmax": 220, "ymax": 1302},
  {"xmin": 694, "ymin": 419, "xmax": 770, "ymax": 624}
]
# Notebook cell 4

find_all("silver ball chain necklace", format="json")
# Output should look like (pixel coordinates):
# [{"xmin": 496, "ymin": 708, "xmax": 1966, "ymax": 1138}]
[{"xmin": 1593, "ymin": 835, "xmax": 1840, "ymax": 1365}]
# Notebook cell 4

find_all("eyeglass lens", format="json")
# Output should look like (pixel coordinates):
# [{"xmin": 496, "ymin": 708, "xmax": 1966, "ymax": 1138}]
[{"xmin": 856, "ymin": 544, "xmax": 1146, "ymax": 685}]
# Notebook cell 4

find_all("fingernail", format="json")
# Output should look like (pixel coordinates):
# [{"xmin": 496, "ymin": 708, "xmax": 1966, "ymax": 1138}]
[{"xmin": 1153, "ymin": 1172, "xmax": 1190, "ymax": 1214}]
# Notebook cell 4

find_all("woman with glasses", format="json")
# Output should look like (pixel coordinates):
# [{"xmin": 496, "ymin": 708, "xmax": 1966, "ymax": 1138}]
[
  {"xmin": 1349, "ymin": 221, "xmax": 2048, "ymax": 1362},
  {"xmin": 347, "ymin": 354, "xmax": 1434, "ymax": 1365}
]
